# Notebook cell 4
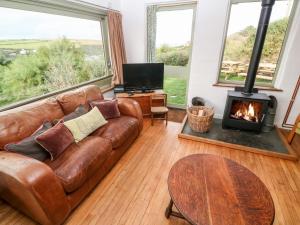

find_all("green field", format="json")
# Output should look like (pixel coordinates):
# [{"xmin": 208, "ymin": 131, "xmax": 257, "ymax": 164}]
[
  {"xmin": 0, "ymin": 39, "xmax": 102, "ymax": 49},
  {"xmin": 164, "ymin": 75, "xmax": 187, "ymax": 107},
  {"xmin": 0, "ymin": 39, "xmax": 51, "ymax": 49},
  {"xmin": 219, "ymin": 72, "xmax": 272, "ymax": 85}
]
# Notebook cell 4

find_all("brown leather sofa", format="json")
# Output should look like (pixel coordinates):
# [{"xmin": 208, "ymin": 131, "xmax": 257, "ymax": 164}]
[{"xmin": 0, "ymin": 85, "xmax": 143, "ymax": 225}]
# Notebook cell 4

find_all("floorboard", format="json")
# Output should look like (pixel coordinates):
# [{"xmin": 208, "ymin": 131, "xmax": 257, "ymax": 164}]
[{"xmin": 0, "ymin": 119, "xmax": 299, "ymax": 225}]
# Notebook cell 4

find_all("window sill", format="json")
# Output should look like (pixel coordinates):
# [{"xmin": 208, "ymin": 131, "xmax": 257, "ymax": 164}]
[
  {"xmin": 212, "ymin": 83, "xmax": 283, "ymax": 92},
  {"xmin": 101, "ymin": 86, "xmax": 114, "ymax": 93},
  {"xmin": 0, "ymin": 75, "xmax": 113, "ymax": 112}
]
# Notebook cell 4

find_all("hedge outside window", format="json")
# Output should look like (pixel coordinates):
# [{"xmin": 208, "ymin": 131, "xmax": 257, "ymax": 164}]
[
  {"xmin": 0, "ymin": 5, "xmax": 111, "ymax": 110},
  {"xmin": 218, "ymin": 0, "xmax": 295, "ymax": 87}
]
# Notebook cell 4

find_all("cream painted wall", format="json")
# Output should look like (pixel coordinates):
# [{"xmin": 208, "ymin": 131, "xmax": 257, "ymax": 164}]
[
  {"xmin": 120, "ymin": 0, "xmax": 300, "ymax": 126},
  {"xmin": 188, "ymin": 0, "xmax": 300, "ymax": 126},
  {"xmin": 80, "ymin": 0, "xmax": 121, "ymax": 10}
]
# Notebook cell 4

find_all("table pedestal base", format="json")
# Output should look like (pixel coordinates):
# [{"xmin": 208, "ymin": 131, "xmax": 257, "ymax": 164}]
[{"xmin": 165, "ymin": 199, "xmax": 191, "ymax": 223}]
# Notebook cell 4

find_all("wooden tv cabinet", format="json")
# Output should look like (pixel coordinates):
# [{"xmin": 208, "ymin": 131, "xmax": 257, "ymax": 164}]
[{"xmin": 116, "ymin": 90, "xmax": 165, "ymax": 116}]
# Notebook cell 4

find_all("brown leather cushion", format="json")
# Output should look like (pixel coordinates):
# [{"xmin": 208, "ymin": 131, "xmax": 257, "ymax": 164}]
[
  {"xmin": 0, "ymin": 98, "xmax": 64, "ymax": 150},
  {"xmin": 91, "ymin": 116, "xmax": 139, "ymax": 149},
  {"xmin": 56, "ymin": 85, "xmax": 104, "ymax": 115},
  {"xmin": 46, "ymin": 136, "xmax": 111, "ymax": 193},
  {"xmin": 53, "ymin": 105, "xmax": 88, "ymax": 125}
]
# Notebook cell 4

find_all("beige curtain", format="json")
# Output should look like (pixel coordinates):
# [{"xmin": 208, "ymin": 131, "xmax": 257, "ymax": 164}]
[{"xmin": 108, "ymin": 11, "xmax": 127, "ymax": 85}]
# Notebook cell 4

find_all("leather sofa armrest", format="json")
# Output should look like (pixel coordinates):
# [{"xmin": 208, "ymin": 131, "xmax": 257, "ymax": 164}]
[
  {"xmin": 0, "ymin": 152, "xmax": 71, "ymax": 225},
  {"xmin": 117, "ymin": 98, "xmax": 143, "ymax": 132}
]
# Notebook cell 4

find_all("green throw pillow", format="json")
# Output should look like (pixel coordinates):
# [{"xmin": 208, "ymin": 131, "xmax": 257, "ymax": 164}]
[{"xmin": 64, "ymin": 107, "xmax": 107, "ymax": 142}]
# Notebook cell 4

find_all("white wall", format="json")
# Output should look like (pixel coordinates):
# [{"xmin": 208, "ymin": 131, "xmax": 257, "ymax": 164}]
[
  {"xmin": 80, "ymin": 0, "xmax": 121, "ymax": 10},
  {"xmin": 188, "ymin": 0, "xmax": 300, "ymax": 126},
  {"xmin": 120, "ymin": 0, "xmax": 300, "ymax": 126}
]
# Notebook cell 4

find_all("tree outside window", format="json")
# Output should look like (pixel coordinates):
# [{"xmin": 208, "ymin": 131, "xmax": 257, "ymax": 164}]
[
  {"xmin": 218, "ymin": 0, "xmax": 295, "ymax": 87},
  {"xmin": 0, "ymin": 6, "xmax": 111, "ymax": 109}
]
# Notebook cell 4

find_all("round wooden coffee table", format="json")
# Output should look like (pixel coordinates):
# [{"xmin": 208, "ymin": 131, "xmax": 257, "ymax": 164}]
[{"xmin": 165, "ymin": 154, "xmax": 275, "ymax": 225}]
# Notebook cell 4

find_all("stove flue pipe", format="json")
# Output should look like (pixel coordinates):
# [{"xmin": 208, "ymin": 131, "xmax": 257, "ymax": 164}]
[{"xmin": 243, "ymin": 0, "xmax": 275, "ymax": 95}]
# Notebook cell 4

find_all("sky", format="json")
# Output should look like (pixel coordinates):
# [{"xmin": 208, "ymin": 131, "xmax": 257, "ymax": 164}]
[
  {"xmin": 0, "ymin": 0, "xmax": 293, "ymax": 44},
  {"xmin": 155, "ymin": 0, "xmax": 293, "ymax": 47},
  {"xmin": 0, "ymin": 7, "xmax": 102, "ymax": 40},
  {"xmin": 156, "ymin": 9, "xmax": 194, "ymax": 47},
  {"xmin": 227, "ymin": 0, "xmax": 293, "ymax": 35}
]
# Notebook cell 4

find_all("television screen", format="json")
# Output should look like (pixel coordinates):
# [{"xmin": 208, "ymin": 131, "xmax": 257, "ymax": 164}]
[{"xmin": 123, "ymin": 63, "xmax": 164, "ymax": 91}]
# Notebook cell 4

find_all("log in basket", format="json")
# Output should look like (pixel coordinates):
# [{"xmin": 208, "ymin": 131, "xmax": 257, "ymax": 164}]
[{"xmin": 187, "ymin": 106, "xmax": 214, "ymax": 133}]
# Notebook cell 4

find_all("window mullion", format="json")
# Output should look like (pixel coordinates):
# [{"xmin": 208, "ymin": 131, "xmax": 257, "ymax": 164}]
[{"xmin": 100, "ymin": 17, "xmax": 112, "ymax": 76}]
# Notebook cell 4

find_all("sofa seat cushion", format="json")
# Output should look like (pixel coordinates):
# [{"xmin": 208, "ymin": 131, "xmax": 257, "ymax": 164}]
[
  {"xmin": 91, "ymin": 116, "xmax": 139, "ymax": 149},
  {"xmin": 46, "ymin": 136, "xmax": 111, "ymax": 193}
]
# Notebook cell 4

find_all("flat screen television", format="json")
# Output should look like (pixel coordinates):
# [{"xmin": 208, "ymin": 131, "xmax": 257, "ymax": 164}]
[{"xmin": 123, "ymin": 63, "xmax": 164, "ymax": 92}]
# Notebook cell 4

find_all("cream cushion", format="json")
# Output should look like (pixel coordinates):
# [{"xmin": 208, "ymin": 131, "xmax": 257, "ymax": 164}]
[
  {"xmin": 64, "ymin": 107, "xmax": 107, "ymax": 142},
  {"xmin": 151, "ymin": 106, "xmax": 168, "ymax": 113}
]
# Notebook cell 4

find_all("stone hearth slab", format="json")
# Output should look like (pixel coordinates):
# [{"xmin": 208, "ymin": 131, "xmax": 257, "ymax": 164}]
[{"xmin": 178, "ymin": 118, "xmax": 298, "ymax": 161}]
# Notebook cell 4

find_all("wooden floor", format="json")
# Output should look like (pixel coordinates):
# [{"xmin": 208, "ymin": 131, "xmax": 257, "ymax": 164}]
[{"xmin": 0, "ymin": 119, "xmax": 300, "ymax": 225}]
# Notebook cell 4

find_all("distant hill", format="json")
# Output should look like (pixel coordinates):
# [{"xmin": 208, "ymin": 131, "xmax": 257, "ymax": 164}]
[{"xmin": 224, "ymin": 17, "xmax": 289, "ymax": 64}]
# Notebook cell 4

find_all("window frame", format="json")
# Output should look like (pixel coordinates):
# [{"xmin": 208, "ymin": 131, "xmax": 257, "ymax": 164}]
[
  {"xmin": 216, "ymin": 0, "xmax": 297, "ymax": 87},
  {"xmin": 0, "ymin": 0, "xmax": 113, "ymax": 111},
  {"xmin": 156, "ymin": 2, "xmax": 197, "ymax": 12},
  {"xmin": 146, "ymin": 1, "xmax": 197, "ymax": 108}
]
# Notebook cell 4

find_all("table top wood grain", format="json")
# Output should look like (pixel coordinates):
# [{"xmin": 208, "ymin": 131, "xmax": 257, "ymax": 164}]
[{"xmin": 168, "ymin": 154, "xmax": 275, "ymax": 225}]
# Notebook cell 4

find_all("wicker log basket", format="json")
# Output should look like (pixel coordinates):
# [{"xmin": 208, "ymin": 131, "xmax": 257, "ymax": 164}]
[{"xmin": 187, "ymin": 106, "xmax": 214, "ymax": 133}]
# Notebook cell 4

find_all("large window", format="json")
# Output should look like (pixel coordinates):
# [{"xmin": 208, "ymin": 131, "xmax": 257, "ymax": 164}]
[
  {"xmin": 218, "ymin": 0, "xmax": 295, "ymax": 87},
  {"xmin": 0, "ymin": 3, "xmax": 111, "ymax": 110},
  {"xmin": 147, "ymin": 3, "xmax": 196, "ymax": 107}
]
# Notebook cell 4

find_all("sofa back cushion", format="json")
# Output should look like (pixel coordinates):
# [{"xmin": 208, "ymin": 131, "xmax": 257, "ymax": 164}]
[
  {"xmin": 56, "ymin": 85, "xmax": 104, "ymax": 115},
  {"xmin": 4, "ymin": 121, "xmax": 53, "ymax": 161},
  {"xmin": 52, "ymin": 105, "xmax": 88, "ymax": 125},
  {"xmin": 0, "ymin": 98, "xmax": 64, "ymax": 150}
]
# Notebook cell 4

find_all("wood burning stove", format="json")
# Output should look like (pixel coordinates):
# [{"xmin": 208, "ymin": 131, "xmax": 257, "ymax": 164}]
[
  {"xmin": 222, "ymin": 91, "xmax": 270, "ymax": 132},
  {"xmin": 222, "ymin": 0, "xmax": 275, "ymax": 132}
]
